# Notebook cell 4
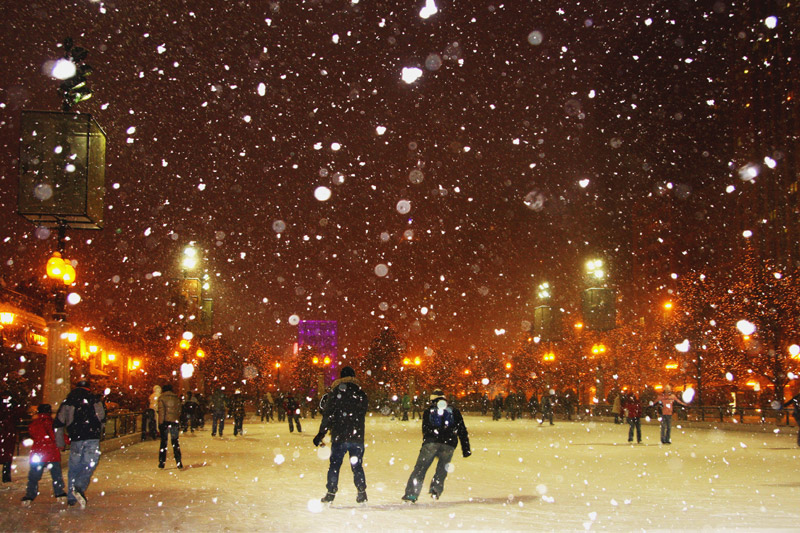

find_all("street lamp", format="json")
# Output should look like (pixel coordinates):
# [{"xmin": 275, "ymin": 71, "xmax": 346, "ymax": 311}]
[{"xmin": 537, "ymin": 282, "xmax": 551, "ymax": 301}]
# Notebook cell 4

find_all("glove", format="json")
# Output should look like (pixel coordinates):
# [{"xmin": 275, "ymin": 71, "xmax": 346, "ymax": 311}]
[
  {"xmin": 462, "ymin": 449, "xmax": 472, "ymax": 458},
  {"xmin": 313, "ymin": 434, "xmax": 323, "ymax": 447}
]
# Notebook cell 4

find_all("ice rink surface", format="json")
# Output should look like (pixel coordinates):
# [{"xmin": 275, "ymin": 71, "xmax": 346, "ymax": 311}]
[{"xmin": 2, "ymin": 415, "xmax": 799, "ymax": 532}]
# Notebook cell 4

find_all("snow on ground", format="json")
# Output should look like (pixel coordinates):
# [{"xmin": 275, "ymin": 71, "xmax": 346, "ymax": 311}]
[{"xmin": 2, "ymin": 415, "xmax": 799, "ymax": 532}]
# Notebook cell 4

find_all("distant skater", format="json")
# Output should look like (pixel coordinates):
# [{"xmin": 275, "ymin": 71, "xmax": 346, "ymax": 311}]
[{"xmin": 656, "ymin": 386, "xmax": 687, "ymax": 444}]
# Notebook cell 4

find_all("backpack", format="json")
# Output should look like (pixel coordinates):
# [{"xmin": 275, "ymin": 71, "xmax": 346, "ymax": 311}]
[{"xmin": 430, "ymin": 406, "xmax": 454, "ymax": 428}]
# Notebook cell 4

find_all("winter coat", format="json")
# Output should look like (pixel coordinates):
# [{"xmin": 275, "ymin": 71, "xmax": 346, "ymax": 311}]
[
  {"xmin": 402, "ymin": 394, "xmax": 412, "ymax": 410},
  {"xmin": 782, "ymin": 394, "xmax": 800, "ymax": 422},
  {"xmin": 611, "ymin": 395, "xmax": 622, "ymax": 415},
  {"xmin": 657, "ymin": 392, "xmax": 684, "ymax": 416},
  {"xmin": 623, "ymin": 398, "xmax": 642, "ymax": 418},
  {"xmin": 541, "ymin": 395, "xmax": 555, "ymax": 414},
  {"xmin": 422, "ymin": 395, "xmax": 471, "ymax": 457},
  {"xmin": 285, "ymin": 396, "xmax": 301, "ymax": 416},
  {"xmin": 315, "ymin": 377, "xmax": 368, "ymax": 444},
  {"xmin": 0, "ymin": 401, "xmax": 20, "ymax": 462},
  {"xmin": 210, "ymin": 390, "xmax": 228, "ymax": 414},
  {"xmin": 148, "ymin": 386, "xmax": 161, "ymax": 411},
  {"xmin": 54, "ymin": 386, "xmax": 106, "ymax": 444},
  {"xmin": 158, "ymin": 390, "xmax": 182, "ymax": 424},
  {"xmin": 229, "ymin": 395, "xmax": 245, "ymax": 417},
  {"xmin": 28, "ymin": 414, "xmax": 62, "ymax": 463}
]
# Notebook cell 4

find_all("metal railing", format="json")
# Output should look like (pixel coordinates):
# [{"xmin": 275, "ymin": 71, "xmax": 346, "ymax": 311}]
[{"xmin": 14, "ymin": 410, "xmax": 144, "ymax": 455}]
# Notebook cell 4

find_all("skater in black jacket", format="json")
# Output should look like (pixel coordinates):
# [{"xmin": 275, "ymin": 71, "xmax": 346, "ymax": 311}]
[
  {"xmin": 402, "ymin": 389, "xmax": 471, "ymax": 503},
  {"xmin": 313, "ymin": 366, "xmax": 369, "ymax": 504}
]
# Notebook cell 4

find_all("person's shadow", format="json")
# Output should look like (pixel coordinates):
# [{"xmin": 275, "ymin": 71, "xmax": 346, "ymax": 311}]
[{"xmin": 336, "ymin": 494, "xmax": 541, "ymax": 511}]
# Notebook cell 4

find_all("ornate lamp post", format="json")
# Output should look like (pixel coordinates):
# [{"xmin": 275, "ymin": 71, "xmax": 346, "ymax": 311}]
[{"xmin": 17, "ymin": 39, "xmax": 105, "ymax": 406}]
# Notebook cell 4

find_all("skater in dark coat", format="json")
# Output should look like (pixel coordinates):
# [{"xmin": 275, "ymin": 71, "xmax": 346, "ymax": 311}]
[
  {"xmin": 0, "ymin": 396, "xmax": 22, "ymax": 485},
  {"xmin": 402, "ymin": 389, "xmax": 471, "ymax": 503},
  {"xmin": 782, "ymin": 386, "xmax": 800, "ymax": 447},
  {"xmin": 313, "ymin": 366, "xmax": 369, "ymax": 504},
  {"xmin": 285, "ymin": 394, "xmax": 302, "ymax": 433}
]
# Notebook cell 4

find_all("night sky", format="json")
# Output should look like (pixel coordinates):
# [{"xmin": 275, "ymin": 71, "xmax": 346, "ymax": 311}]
[{"xmin": 0, "ymin": 1, "xmax": 778, "ymax": 356}]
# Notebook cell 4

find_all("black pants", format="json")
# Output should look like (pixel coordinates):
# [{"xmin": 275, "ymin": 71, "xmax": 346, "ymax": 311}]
[
  {"xmin": 627, "ymin": 417, "xmax": 641, "ymax": 443},
  {"xmin": 288, "ymin": 414, "xmax": 302, "ymax": 433},
  {"xmin": 233, "ymin": 415, "xmax": 244, "ymax": 435},
  {"xmin": 142, "ymin": 409, "xmax": 158, "ymax": 440},
  {"xmin": 2, "ymin": 462, "xmax": 11, "ymax": 483},
  {"xmin": 159, "ymin": 422, "xmax": 182, "ymax": 467}
]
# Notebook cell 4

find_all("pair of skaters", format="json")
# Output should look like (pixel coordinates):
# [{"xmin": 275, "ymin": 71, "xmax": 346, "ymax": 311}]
[{"xmin": 312, "ymin": 366, "xmax": 470, "ymax": 504}]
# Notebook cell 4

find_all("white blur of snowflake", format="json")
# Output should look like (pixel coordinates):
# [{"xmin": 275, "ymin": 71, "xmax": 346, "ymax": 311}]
[
  {"xmin": 764, "ymin": 15, "xmax": 778, "ymax": 29},
  {"xmin": 288, "ymin": 314, "xmax": 300, "ymax": 326},
  {"xmin": 736, "ymin": 320, "xmax": 756, "ymax": 336},
  {"xmin": 316, "ymin": 446, "xmax": 331, "ymax": 461},
  {"xmin": 682, "ymin": 387, "xmax": 695, "ymax": 404},
  {"xmin": 527, "ymin": 31, "xmax": 544, "ymax": 45},
  {"xmin": 675, "ymin": 339, "xmax": 690, "ymax": 352},
  {"xmin": 307, "ymin": 499, "xmax": 325, "ymax": 513},
  {"xmin": 419, "ymin": 0, "xmax": 438, "ymax": 19},
  {"xmin": 48, "ymin": 58, "xmax": 77, "ymax": 80},
  {"xmin": 274, "ymin": 454, "xmax": 285, "ymax": 465},
  {"xmin": 396, "ymin": 199, "xmax": 411, "ymax": 214},
  {"xmin": 579, "ymin": 179, "xmax": 590, "ymax": 188},
  {"xmin": 374, "ymin": 264, "xmax": 389, "ymax": 277},
  {"xmin": 494, "ymin": 329, "xmax": 506, "ymax": 336},
  {"xmin": 314, "ymin": 186, "xmax": 332, "ymax": 201},
  {"xmin": 66, "ymin": 293, "xmax": 81, "ymax": 305},
  {"xmin": 523, "ymin": 190, "xmax": 545, "ymax": 211},
  {"xmin": 481, "ymin": 378, "xmax": 490, "ymax": 386},
  {"xmin": 401, "ymin": 67, "xmax": 423, "ymax": 84}
]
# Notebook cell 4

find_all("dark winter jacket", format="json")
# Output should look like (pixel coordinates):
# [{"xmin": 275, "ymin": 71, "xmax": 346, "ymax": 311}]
[
  {"xmin": 54, "ymin": 386, "xmax": 105, "ymax": 444},
  {"xmin": 315, "ymin": 377, "xmax": 368, "ymax": 444},
  {"xmin": 782, "ymin": 394, "xmax": 800, "ymax": 421},
  {"xmin": 230, "ymin": 395, "xmax": 246, "ymax": 418},
  {"xmin": 0, "ymin": 401, "xmax": 21, "ymax": 462},
  {"xmin": 28, "ymin": 414, "xmax": 62, "ymax": 463},
  {"xmin": 210, "ymin": 390, "xmax": 228, "ymax": 414},
  {"xmin": 422, "ymin": 395, "xmax": 471, "ymax": 457},
  {"xmin": 285, "ymin": 396, "xmax": 301, "ymax": 416}
]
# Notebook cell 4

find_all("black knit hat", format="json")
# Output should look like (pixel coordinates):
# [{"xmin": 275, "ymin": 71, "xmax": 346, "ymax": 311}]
[
  {"xmin": 340, "ymin": 366, "xmax": 356, "ymax": 378},
  {"xmin": 37, "ymin": 404, "xmax": 52, "ymax": 414}
]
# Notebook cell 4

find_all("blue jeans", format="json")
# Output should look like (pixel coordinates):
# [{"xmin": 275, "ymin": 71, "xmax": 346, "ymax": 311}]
[
  {"xmin": 212, "ymin": 411, "xmax": 225, "ymax": 435},
  {"xmin": 404, "ymin": 442, "xmax": 455, "ymax": 499},
  {"xmin": 67, "ymin": 440, "xmax": 101, "ymax": 503},
  {"xmin": 326, "ymin": 441, "xmax": 366, "ymax": 493},
  {"xmin": 159, "ymin": 423, "xmax": 182, "ymax": 466},
  {"xmin": 661, "ymin": 414, "xmax": 672, "ymax": 443},
  {"xmin": 25, "ymin": 461, "xmax": 65, "ymax": 500}
]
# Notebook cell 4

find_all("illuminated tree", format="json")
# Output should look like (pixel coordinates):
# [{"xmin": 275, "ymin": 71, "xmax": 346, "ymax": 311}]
[{"xmin": 720, "ymin": 248, "xmax": 800, "ymax": 401}]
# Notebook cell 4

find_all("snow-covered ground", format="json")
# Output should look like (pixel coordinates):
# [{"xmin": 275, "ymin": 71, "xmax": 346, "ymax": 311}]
[{"xmin": 2, "ymin": 415, "xmax": 799, "ymax": 532}]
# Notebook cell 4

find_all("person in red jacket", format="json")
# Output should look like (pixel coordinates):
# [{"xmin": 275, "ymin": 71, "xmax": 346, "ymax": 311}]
[
  {"xmin": 623, "ymin": 393, "xmax": 642, "ymax": 444},
  {"xmin": 22, "ymin": 404, "xmax": 67, "ymax": 506}
]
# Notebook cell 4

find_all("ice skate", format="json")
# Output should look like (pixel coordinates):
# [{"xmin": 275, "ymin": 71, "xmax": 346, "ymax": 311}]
[
  {"xmin": 321, "ymin": 492, "xmax": 335, "ymax": 507},
  {"xmin": 356, "ymin": 490, "xmax": 368, "ymax": 505},
  {"xmin": 401, "ymin": 494, "xmax": 417, "ymax": 504}
]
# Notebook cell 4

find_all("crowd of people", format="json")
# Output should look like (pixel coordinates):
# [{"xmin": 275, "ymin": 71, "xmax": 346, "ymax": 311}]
[{"xmin": 5, "ymin": 377, "xmax": 800, "ymax": 511}]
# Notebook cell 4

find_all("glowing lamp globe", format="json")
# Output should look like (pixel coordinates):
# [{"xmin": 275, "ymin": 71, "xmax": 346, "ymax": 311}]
[
  {"xmin": 46, "ymin": 252, "xmax": 65, "ymax": 278},
  {"xmin": 61, "ymin": 263, "xmax": 76, "ymax": 284}
]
